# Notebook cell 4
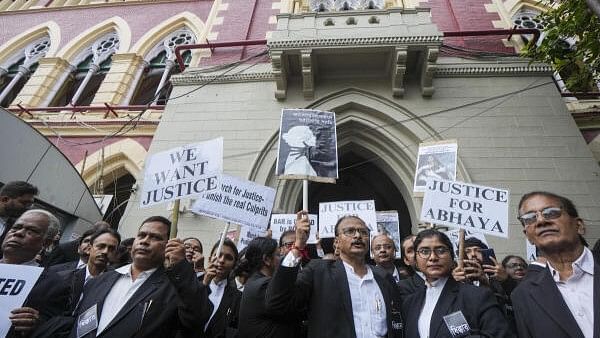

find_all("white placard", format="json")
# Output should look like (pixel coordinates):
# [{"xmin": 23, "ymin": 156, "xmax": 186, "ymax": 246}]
[
  {"xmin": 420, "ymin": 179, "xmax": 509, "ymax": 238},
  {"xmin": 191, "ymin": 174, "xmax": 276, "ymax": 231},
  {"xmin": 0, "ymin": 264, "xmax": 44, "ymax": 338},
  {"xmin": 376, "ymin": 211, "xmax": 402, "ymax": 259},
  {"xmin": 237, "ymin": 226, "xmax": 265, "ymax": 252},
  {"xmin": 276, "ymin": 109, "xmax": 338, "ymax": 183},
  {"xmin": 318, "ymin": 200, "xmax": 377, "ymax": 239},
  {"xmin": 140, "ymin": 138, "xmax": 223, "ymax": 208},
  {"xmin": 414, "ymin": 141, "xmax": 458, "ymax": 193},
  {"xmin": 446, "ymin": 229, "xmax": 489, "ymax": 256},
  {"xmin": 526, "ymin": 239, "xmax": 537, "ymax": 262},
  {"xmin": 270, "ymin": 214, "xmax": 318, "ymax": 244}
]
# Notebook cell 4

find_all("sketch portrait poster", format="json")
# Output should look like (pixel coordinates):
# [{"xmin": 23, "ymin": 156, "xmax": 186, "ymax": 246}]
[
  {"xmin": 413, "ymin": 140, "xmax": 458, "ymax": 193},
  {"xmin": 276, "ymin": 109, "xmax": 338, "ymax": 183}
]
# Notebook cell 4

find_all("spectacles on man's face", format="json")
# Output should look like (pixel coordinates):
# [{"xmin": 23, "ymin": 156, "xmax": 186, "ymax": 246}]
[
  {"xmin": 340, "ymin": 227, "xmax": 370, "ymax": 238},
  {"xmin": 416, "ymin": 247, "xmax": 450, "ymax": 259},
  {"xmin": 518, "ymin": 207, "xmax": 563, "ymax": 226},
  {"xmin": 506, "ymin": 263, "xmax": 527, "ymax": 269},
  {"xmin": 282, "ymin": 241, "xmax": 294, "ymax": 249}
]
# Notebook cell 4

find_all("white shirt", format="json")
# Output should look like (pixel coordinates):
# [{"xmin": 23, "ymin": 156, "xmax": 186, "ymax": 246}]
[
  {"xmin": 418, "ymin": 276, "xmax": 448, "ymax": 338},
  {"xmin": 76, "ymin": 259, "xmax": 86, "ymax": 269},
  {"xmin": 547, "ymin": 247, "xmax": 595, "ymax": 338},
  {"xmin": 392, "ymin": 267, "xmax": 400, "ymax": 283},
  {"xmin": 235, "ymin": 276, "xmax": 245, "ymax": 292},
  {"xmin": 96, "ymin": 264, "xmax": 157, "ymax": 334},
  {"xmin": 205, "ymin": 279, "xmax": 227, "ymax": 330},
  {"xmin": 342, "ymin": 261, "xmax": 387, "ymax": 338}
]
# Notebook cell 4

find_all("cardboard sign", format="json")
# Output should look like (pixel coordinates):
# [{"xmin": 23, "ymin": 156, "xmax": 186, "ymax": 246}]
[
  {"xmin": 237, "ymin": 226, "xmax": 264, "ymax": 251},
  {"xmin": 318, "ymin": 200, "xmax": 377, "ymax": 238},
  {"xmin": 276, "ymin": 109, "xmax": 338, "ymax": 183},
  {"xmin": 191, "ymin": 174, "xmax": 276, "ymax": 231},
  {"xmin": 0, "ymin": 264, "xmax": 44, "ymax": 338},
  {"xmin": 376, "ymin": 211, "xmax": 402, "ymax": 259},
  {"xmin": 414, "ymin": 141, "xmax": 458, "ymax": 193},
  {"xmin": 270, "ymin": 214, "xmax": 318, "ymax": 244},
  {"xmin": 526, "ymin": 239, "xmax": 537, "ymax": 262},
  {"xmin": 140, "ymin": 138, "xmax": 223, "ymax": 208},
  {"xmin": 446, "ymin": 229, "xmax": 489, "ymax": 256},
  {"xmin": 420, "ymin": 179, "xmax": 509, "ymax": 238}
]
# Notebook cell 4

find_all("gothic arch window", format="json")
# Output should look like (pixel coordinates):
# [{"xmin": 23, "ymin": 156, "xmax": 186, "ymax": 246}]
[
  {"xmin": 0, "ymin": 37, "xmax": 50, "ymax": 107},
  {"xmin": 310, "ymin": 0, "xmax": 383, "ymax": 12},
  {"xmin": 130, "ymin": 29, "xmax": 195, "ymax": 105},
  {"xmin": 512, "ymin": 8, "xmax": 544, "ymax": 30},
  {"xmin": 51, "ymin": 32, "xmax": 120, "ymax": 106}
]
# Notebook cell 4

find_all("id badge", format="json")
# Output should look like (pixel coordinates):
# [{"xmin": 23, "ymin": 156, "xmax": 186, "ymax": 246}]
[
  {"xmin": 443, "ymin": 311, "xmax": 471, "ymax": 338},
  {"xmin": 77, "ymin": 304, "xmax": 98, "ymax": 338}
]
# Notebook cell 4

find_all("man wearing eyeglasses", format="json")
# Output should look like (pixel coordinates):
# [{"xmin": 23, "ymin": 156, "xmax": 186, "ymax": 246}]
[
  {"xmin": 511, "ymin": 191, "xmax": 599, "ymax": 338},
  {"xmin": 265, "ymin": 211, "xmax": 404, "ymax": 338},
  {"xmin": 371, "ymin": 234, "xmax": 401, "ymax": 283}
]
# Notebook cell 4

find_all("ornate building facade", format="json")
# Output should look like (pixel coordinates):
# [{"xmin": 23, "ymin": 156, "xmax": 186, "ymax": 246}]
[{"xmin": 1, "ymin": 0, "xmax": 599, "ymax": 254}]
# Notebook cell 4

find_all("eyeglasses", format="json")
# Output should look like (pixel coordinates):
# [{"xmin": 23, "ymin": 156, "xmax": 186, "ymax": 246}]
[
  {"xmin": 373, "ymin": 244, "xmax": 394, "ymax": 251},
  {"xmin": 518, "ymin": 207, "xmax": 563, "ymax": 226},
  {"xmin": 416, "ymin": 247, "xmax": 450, "ymax": 259},
  {"xmin": 340, "ymin": 227, "xmax": 370, "ymax": 237},
  {"xmin": 506, "ymin": 263, "xmax": 527, "ymax": 269},
  {"xmin": 282, "ymin": 241, "xmax": 294, "ymax": 249}
]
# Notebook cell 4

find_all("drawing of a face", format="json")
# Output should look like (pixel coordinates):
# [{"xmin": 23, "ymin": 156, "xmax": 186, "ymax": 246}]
[{"xmin": 282, "ymin": 126, "xmax": 317, "ymax": 148}]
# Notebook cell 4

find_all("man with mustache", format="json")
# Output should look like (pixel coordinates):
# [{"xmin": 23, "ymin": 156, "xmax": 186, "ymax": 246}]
[
  {"xmin": 69, "ymin": 216, "xmax": 209, "ymax": 337},
  {"xmin": 61, "ymin": 228, "xmax": 121, "ymax": 312},
  {"xmin": 512, "ymin": 191, "xmax": 599, "ymax": 338},
  {"xmin": 266, "ymin": 211, "xmax": 404, "ymax": 338},
  {"xmin": 1, "ymin": 209, "xmax": 70, "ymax": 337},
  {"xmin": 0, "ymin": 181, "xmax": 38, "ymax": 255}
]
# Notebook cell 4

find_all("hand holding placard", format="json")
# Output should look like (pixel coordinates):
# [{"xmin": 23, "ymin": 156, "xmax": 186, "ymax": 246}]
[
  {"xmin": 164, "ymin": 238, "xmax": 186, "ymax": 269},
  {"xmin": 294, "ymin": 210, "xmax": 310, "ymax": 251}
]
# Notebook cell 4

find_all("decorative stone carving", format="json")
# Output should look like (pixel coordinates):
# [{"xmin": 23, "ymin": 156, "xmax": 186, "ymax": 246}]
[
  {"xmin": 421, "ymin": 46, "xmax": 438, "ymax": 97},
  {"xmin": 301, "ymin": 49, "xmax": 314, "ymax": 99},
  {"xmin": 392, "ymin": 46, "xmax": 407, "ymax": 97},
  {"xmin": 270, "ymin": 50, "xmax": 288, "ymax": 100}
]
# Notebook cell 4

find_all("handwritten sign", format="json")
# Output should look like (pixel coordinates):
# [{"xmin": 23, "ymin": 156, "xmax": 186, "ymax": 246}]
[
  {"xmin": 140, "ymin": 138, "xmax": 223, "ymax": 207},
  {"xmin": 191, "ymin": 174, "xmax": 276, "ymax": 231},
  {"xmin": 0, "ymin": 264, "xmax": 43, "ymax": 338},
  {"xmin": 318, "ymin": 200, "xmax": 377, "ymax": 239},
  {"xmin": 270, "ymin": 214, "xmax": 318, "ymax": 244},
  {"xmin": 420, "ymin": 179, "xmax": 509, "ymax": 238}
]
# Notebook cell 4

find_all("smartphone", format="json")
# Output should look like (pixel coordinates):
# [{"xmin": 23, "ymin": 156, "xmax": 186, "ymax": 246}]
[{"xmin": 481, "ymin": 248, "xmax": 496, "ymax": 267}]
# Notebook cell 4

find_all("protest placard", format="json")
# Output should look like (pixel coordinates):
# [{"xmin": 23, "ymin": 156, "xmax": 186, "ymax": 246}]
[
  {"xmin": 237, "ymin": 226, "xmax": 264, "ymax": 251},
  {"xmin": 526, "ymin": 240, "xmax": 537, "ymax": 262},
  {"xmin": 191, "ymin": 174, "xmax": 276, "ymax": 232},
  {"xmin": 0, "ymin": 264, "xmax": 43, "ymax": 338},
  {"xmin": 140, "ymin": 138, "xmax": 223, "ymax": 208},
  {"xmin": 270, "ymin": 214, "xmax": 318, "ymax": 244},
  {"xmin": 319, "ymin": 200, "xmax": 377, "ymax": 239},
  {"xmin": 414, "ymin": 141, "xmax": 458, "ymax": 193},
  {"xmin": 276, "ymin": 109, "xmax": 338, "ymax": 183},
  {"xmin": 376, "ymin": 211, "xmax": 402, "ymax": 258},
  {"xmin": 446, "ymin": 229, "xmax": 489, "ymax": 256},
  {"xmin": 420, "ymin": 179, "xmax": 509, "ymax": 238}
]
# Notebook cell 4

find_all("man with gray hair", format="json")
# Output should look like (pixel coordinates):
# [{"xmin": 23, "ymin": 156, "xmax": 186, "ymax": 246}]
[{"xmin": 1, "ymin": 209, "xmax": 69, "ymax": 337}]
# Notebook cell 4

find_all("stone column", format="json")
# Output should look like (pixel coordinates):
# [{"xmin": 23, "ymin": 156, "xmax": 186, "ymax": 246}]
[
  {"xmin": 12, "ymin": 57, "xmax": 74, "ymax": 108},
  {"xmin": 91, "ymin": 53, "xmax": 145, "ymax": 106}
]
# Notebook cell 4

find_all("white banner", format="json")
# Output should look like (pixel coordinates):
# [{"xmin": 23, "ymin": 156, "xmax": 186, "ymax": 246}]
[
  {"xmin": 526, "ymin": 240, "xmax": 537, "ymax": 262},
  {"xmin": 140, "ymin": 138, "xmax": 223, "ymax": 208},
  {"xmin": 276, "ymin": 109, "xmax": 338, "ymax": 183},
  {"xmin": 376, "ymin": 211, "xmax": 402, "ymax": 259},
  {"xmin": 237, "ymin": 226, "xmax": 265, "ymax": 252},
  {"xmin": 0, "ymin": 264, "xmax": 44, "ymax": 338},
  {"xmin": 446, "ymin": 229, "xmax": 489, "ymax": 257},
  {"xmin": 414, "ymin": 141, "xmax": 458, "ymax": 193},
  {"xmin": 191, "ymin": 174, "xmax": 276, "ymax": 231},
  {"xmin": 420, "ymin": 179, "xmax": 509, "ymax": 238},
  {"xmin": 318, "ymin": 200, "xmax": 377, "ymax": 239},
  {"xmin": 270, "ymin": 214, "xmax": 318, "ymax": 244}
]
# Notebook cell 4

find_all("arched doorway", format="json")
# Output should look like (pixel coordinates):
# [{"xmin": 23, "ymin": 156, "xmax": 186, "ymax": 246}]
[{"xmin": 302, "ymin": 150, "xmax": 412, "ymax": 239}]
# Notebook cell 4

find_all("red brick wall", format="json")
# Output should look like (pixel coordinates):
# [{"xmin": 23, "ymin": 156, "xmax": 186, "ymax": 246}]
[{"xmin": 47, "ymin": 136, "xmax": 152, "ymax": 165}]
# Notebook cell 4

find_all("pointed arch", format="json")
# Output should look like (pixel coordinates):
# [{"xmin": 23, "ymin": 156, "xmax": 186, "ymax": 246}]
[
  {"xmin": 0, "ymin": 21, "xmax": 60, "ymax": 67},
  {"xmin": 76, "ymin": 138, "xmax": 146, "ymax": 186},
  {"xmin": 130, "ymin": 12, "xmax": 208, "ymax": 63},
  {"xmin": 505, "ymin": 0, "xmax": 549, "ymax": 19},
  {"xmin": 56, "ymin": 16, "xmax": 131, "ymax": 63},
  {"xmin": 248, "ymin": 88, "xmax": 472, "ymax": 228}
]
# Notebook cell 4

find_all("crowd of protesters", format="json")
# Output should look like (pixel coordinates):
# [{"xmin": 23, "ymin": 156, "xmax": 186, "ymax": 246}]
[{"xmin": 0, "ymin": 180, "xmax": 598, "ymax": 338}]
